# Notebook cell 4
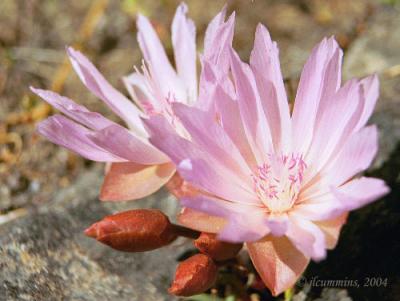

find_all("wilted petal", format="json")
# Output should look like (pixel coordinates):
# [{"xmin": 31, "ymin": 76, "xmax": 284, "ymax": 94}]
[
  {"xmin": 100, "ymin": 162, "xmax": 175, "ymax": 201},
  {"xmin": 67, "ymin": 47, "xmax": 145, "ymax": 133},
  {"xmin": 247, "ymin": 235, "xmax": 310, "ymax": 296},
  {"xmin": 37, "ymin": 115, "xmax": 125, "ymax": 162},
  {"xmin": 172, "ymin": 2, "xmax": 197, "ymax": 104}
]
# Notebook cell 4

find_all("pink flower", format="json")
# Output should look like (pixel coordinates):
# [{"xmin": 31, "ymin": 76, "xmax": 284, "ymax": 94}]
[
  {"xmin": 144, "ymin": 24, "xmax": 390, "ymax": 295},
  {"xmin": 31, "ymin": 3, "xmax": 234, "ymax": 201}
]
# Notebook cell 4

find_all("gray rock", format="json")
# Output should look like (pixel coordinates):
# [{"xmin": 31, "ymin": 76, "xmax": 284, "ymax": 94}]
[
  {"xmin": 0, "ymin": 168, "xmax": 187, "ymax": 301},
  {"xmin": 343, "ymin": 5, "xmax": 400, "ymax": 166}
]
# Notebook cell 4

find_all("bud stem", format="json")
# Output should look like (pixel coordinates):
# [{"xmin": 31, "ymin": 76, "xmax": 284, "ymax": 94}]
[{"xmin": 171, "ymin": 223, "xmax": 201, "ymax": 239}]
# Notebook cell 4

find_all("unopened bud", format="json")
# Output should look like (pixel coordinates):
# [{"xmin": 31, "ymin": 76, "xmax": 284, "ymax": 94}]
[
  {"xmin": 169, "ymin": 254, "xmax": 217, "ymax": 296},
  {"xmin": 194, "ymin": 232, "xmax": 243, "ymax": 261},
  {"xmin": 85, "ymin": 209, "xmax": 177, "ymax": 252}
]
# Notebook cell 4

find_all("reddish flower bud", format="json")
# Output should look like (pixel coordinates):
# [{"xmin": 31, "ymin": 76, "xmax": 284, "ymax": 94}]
[
  {"xmin": 84, "ymin": 209, "xmax": 177, "ymax": 252},
  {"xmin": 194, "ymin": 232, "xmax": 243, "ymax": 261},
  {"xmin": 169, "ymin": 254, "xmax": 217, "ymax": 296}
]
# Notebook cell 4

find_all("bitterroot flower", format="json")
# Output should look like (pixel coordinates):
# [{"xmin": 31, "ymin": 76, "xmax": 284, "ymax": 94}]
[
  {"xmin": 31, "ymin": 3, "xmax": 234, "ymax": 201},
  {"xmin": 145, "ymin": 23, "xmax": 390, "ymax": 295}
]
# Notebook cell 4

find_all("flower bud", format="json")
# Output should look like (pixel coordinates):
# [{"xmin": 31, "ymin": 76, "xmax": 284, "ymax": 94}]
[
  {"xmin": 194, "ymin": 232, "xmax": 243, "ymax": 261},
  {"xmin": 85, "ymin": 209, "xmax": 177, "ymax": 252},
  {"xmin": 169, "ymin": 254, "xmax": 217, "ymax": 296}
]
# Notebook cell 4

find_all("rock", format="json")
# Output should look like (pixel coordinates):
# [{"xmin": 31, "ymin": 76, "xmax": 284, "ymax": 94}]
[
  {"xmin": 0, "ymin": 168, "xmax": 187, "ymax": 301},
  {"xmin": 343, "ymin": 5, "xmax": 400, "ymax": 166}
]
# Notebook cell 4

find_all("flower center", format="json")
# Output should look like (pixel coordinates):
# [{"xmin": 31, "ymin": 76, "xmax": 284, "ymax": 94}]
[{"xmin": 251, "ymin": 153, "xmax": 307, "ymax": 213}]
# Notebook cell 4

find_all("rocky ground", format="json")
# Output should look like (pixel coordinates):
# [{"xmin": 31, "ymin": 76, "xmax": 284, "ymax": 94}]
[{"xmin": 1, "ymin": 0, "xmax": 400, "ymax": 300}]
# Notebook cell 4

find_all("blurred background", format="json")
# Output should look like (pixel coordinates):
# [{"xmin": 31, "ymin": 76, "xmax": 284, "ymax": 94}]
[{"xmin": 0, "ymin": 0, "xmax": 400, "ymax": 300}]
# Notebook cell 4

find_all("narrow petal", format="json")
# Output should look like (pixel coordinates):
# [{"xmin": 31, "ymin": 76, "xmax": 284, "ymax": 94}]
[
  {"xmin": 291, "ymin": 37, "xmax": 341, "ymax": 154},
  {"xmin": 203, "ymin": 5, "xmax": 227, "ymax": 54},
  {"xmin": 89, "ymin": 123, "xmax": 169, "ymax": 165},
  {"xmin": 213, "ymin": 85, "xmax": 257, "ymax": 168},
  {"xmin": 203, "ymin": 9, "xmax": 234, "ymax": 72},
  {"xmin": 100, "ymin": 162, "xmax": 175, "ymax": 201},
  {"xmin": 31, "ymin": 87, "xmax": 114, "ymax": 130},
  {"xmin": 247, "ymin": 235, "xmax": 310, "ymax": 296},
  {"xmin": 67, "ymin": 47, "xmax": 145, "ymax": 133},
  {"xmin": 136, "ymin": 14, "xmax": 185, "ymax": 101},
  {"xmin": 229, "ymin": 48, "xmax": 273, "ymax": 163},
  {"xmin": 250, "ymin": 24, "xmax": 291, "ymax": 153},
  {"xmin": 331, "ymin": 177, "xmax": 389, "ymax": 212},
  {"xmin": 178, "ymin": 208, "xmax": 227, "ymax": 234},
  {"xmin": 37, "ymin": 115, "xmax": 125, "ymax": 162},
  {"xmin": 355, "ymin": 74, "xmax": 379, "ymax": 131},
  {"xmin": 172, "ymin": 2, "xmax": 197, "ymax": 104}
]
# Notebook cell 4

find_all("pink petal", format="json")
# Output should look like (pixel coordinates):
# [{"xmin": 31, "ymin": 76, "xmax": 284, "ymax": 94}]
[
  {"xmin": 67, "ymin": 47, "xmax": 145, "ymax": 133},
  {"xmin": 286, "ymin": 214, "xmax": 327, "ymax": 261},
  {"xmin": 250, "ymin": 24, "xmax": 291, "ymax": 153},
  {"xmin": 144, "ymin": 115, "xmax": 258, "ymax": 204},
  {"xmin": 136, "ymin": 14, "xmax": 185, "ymax": 101},
  {"xmin": 31, "ymin": 87, "xmax": 114, "ymax": 130},
  {"xmin": 89, "ymin": 123, "xmax": 169, "ymax": 165},
  {"xmin": 355, "ymin": 74, "xmax": 379, "ymax": 131},
  {"xmin": 37, "ymin": 115, "xmax": 125, "ymax": 162},
  {"xmin": 100, "ymin": 162, "xmax": 175, "ymax": 201},
  {"xmin": 172, "ymin": 103, "xmax": 252, "ymax": 183},
  {"xmin": 171, "ymin": 2, "xmax": 197, "ymax": 104},
  {"xmin": 213, "ymin": 85, "xmax": 257, "ymax": 168},
  {"xmin": 203, "ymin": 5, "xmax": 227, "ymax": 54},
  {"xmin": 203, "ymin": 8, "xmax": 234, "ymax": 73},
  {"xmin": 122, "ymin": 71, "xmax": 158, "ymax": 112},
  {"xmin": 180, "ymin": 194, "xmax": 269, "ymax": 243},
  {"xmin": 315, "ymin": 213, "xmax": 348, "ymax": 250},
  {"xmin": 229, "ymin": 48, "xmax": 273, "ymax": 163},
  {"xmin": 291, "ymin": 37, "xmax": 341, "ymax": 154},
  {"xmin": 304, "ymin": 79, "xmax": 362, "ymax": 179},
  {"xmin": 178, "ymin": 208, "xmax": 227, "ymax": 234},
  {"xmin": 331, "ymin": 177, "xmax": 389, "ymax": 212},
  {"xmin": 326, "ymin": 125, "xmax": 378, "ymax": 186},
  {"xmin": 247, "ymin": 235, "xmax": 310, "ymax": 296},
  {"xmin": 197, "ymin": 9, "xmax": 235, "ymax": 110}
]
